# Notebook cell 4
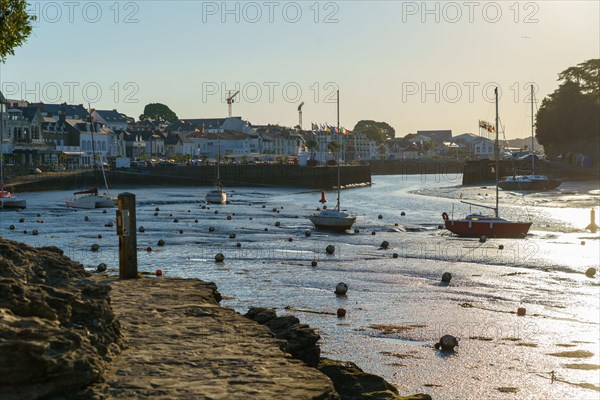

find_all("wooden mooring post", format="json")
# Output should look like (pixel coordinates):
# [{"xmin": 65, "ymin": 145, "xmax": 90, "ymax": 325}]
[{"xmin": 116, "ymin": 192, "xmax": 138, "ymax": 279}]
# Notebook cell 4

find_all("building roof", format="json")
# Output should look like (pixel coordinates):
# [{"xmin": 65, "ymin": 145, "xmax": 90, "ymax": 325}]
[
  {"xmin": 30, "ymin": 103, "xmax": 90, "ymax": 119},
  {"xmin": 416, "ymin": 130, "xmax": 452, "ymax": 142},
  {"xmin": 94, "ymin": 109, "xmax": 127, "ymax": 124}
]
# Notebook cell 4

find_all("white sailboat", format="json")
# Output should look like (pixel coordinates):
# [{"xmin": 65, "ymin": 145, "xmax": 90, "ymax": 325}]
[
  {"xmin": 0, "ymin": 102, "xmax": 26, "ymax": 209},
  {"xmin": 309, "ymin": 90, "xmax": 356, "ymax": 232},
  {"xmin": 66, "ymin": 112, "xmax": 115, "ymax": 209},
  {"xmin": 206, "ymin": 134, "xmax": 227, "ymax": 204},
  {"xmin": 498, "ymin": 85, "xmax": 561, "ymax": 191}
]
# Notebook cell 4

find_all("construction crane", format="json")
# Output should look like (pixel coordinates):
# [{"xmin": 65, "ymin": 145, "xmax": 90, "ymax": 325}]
[
  {"xmin": 226, "ymin": 90, "xmax": 240, "ymax": 118},
  {"xmin": 297, "ymin": 101, "xmax": 304, "ymax": 130}
]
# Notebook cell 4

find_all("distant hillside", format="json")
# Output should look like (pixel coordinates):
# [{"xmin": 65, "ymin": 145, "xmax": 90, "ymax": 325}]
[{"xmin": 505, "ymin": 137, "xmax": 541, "ymax": 150}]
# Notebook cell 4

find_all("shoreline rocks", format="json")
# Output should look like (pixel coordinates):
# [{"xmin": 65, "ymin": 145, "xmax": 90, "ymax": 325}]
[
  {"xmin": 0, "ymin": 238, "xmax": 122, "ymax": 400},
  {"xmin": 245, "ymin": 307, "xmax": 431, "ymax": 400}
]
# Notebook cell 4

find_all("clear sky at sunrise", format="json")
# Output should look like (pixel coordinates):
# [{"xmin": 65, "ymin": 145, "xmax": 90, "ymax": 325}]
[{"xmin": 1, "ymin": 1, "xmax": 598, "ymax": 139}]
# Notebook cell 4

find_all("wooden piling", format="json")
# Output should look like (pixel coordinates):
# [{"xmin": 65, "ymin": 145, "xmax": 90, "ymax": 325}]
[{"xmin": 117, "ymin": 192, "xmax": 138, "ymax": 279}]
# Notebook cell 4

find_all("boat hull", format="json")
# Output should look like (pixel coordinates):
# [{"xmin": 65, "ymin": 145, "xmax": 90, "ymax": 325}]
[
  {"xmin": 309, "ymin": 213, "xmax": 356, "ymax": 232},
  {"xmin": 206, "ymin": 190, "xmax": 227, "ymax": 204},
  {"xmin": 66, "ymin": 195, "xmax": 116, "ymax": 209},
  {"xmin": 1, "ymin": 198, "xmax": 27, "ymax": 209},
  {"xmin": 498, "ymin": 178, "xmax": 561, "ymax": 191},
  {"xmin": 444, "ymin": 219, "xmax": 531, "ymax": 238}
]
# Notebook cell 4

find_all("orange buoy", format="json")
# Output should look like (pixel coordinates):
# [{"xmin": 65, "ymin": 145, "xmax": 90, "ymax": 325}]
[
  {"xmin": 337, "ymin": 308, "xmax": 346, "ymax": 318},
  {"xmin": 319, "ymin": 191, "xmax": 327, "ymax": 203},
  {"xmin": 146, "ymin": 247, "xmax": 153, "ymax": 252}
]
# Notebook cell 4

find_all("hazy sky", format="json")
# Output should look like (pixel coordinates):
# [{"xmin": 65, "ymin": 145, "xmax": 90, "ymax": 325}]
[{"xmin": 1, "ymin": 1, "xmax": 598, "ymax": 139}]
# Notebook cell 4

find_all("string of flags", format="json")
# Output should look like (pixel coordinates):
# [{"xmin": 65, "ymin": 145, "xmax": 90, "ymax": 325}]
[
  {"xmin": 478, "ymin": 120, "xmax": 495, "ymax": 133},
  {"xmin": 310, "ymin": 123, "xmax": 350, "ymax": 134}
]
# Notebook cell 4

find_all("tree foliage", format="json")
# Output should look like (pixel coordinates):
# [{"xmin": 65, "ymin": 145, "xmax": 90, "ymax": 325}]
[
  {"xmin": 536, "ymin": 59, "xmax": 600, "ymax": 158},
  {"xmin": 141, "ymin": 103, "xmax": 178, "ymax": 122},
  {"xmin": 353, "ymin": 120, "xmax": 395, "ymax": 143},
  {"xmin": 0, "ymin": 0, "xmax": 36, "ymax": 62}
]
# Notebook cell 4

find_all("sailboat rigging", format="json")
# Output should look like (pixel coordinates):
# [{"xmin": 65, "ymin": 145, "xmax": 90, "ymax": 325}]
[
  {"xmin": 498, "ymin": 85, "xmax": 561, "ymax": 191},
  {"xmin": 442, "ymin": 87, "xmax": 532, "ymax": 238},
  {"xmin": 65, "ymin": 109, "xmax": 115, "ymax": 209},
  {"xmin": 308, "ymin": 90, "xmax": 356, "ymax": 232},
  {"xmin": 205, "ymin": 133, "xmax": 227, "ymax": 204}
]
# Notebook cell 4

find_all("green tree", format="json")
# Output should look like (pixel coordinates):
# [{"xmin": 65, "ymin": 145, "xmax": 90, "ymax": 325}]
[
  {"xmin": 0, "ymin": 0, "xmax": 36, "ymax": 62},
  {"xmin": 305, "ymin": 140, "xmax": 318, "ymax": 160},
  {"xmin": 353, "ymin": 120, "xmax": 395, "ymax": 142},
  {"xmin": 141, "ymin": 103, "xmax": 178, "ymax": 122},
  {"xmin": 536, "ymin": 59, "xmax": 600, "ymax": 158}
]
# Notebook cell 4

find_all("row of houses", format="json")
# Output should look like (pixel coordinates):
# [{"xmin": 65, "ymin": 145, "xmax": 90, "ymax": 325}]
[{"xmin": 1, "ymin": 93, "xmax": 498, "ymax": 169}]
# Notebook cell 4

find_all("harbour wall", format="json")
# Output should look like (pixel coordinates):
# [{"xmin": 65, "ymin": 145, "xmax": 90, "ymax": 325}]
[{"xmin": 12, "ymin": 165, "xmax": 372, "ymax": 192}]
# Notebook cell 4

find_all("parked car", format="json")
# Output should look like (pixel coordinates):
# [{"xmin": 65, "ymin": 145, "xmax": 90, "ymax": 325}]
[{"xmin": 517, "ymin": 154, "xmax": 540, "ymax": 162}]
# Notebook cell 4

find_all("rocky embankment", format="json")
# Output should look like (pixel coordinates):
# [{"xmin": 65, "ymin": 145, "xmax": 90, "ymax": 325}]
[
  {"xmin": 0, "ymin": 238, "xmax": 122, "ymax": 400},
  {"xmin": 1, "ymin": 239, "xmax": 430, "ymax": 399}
]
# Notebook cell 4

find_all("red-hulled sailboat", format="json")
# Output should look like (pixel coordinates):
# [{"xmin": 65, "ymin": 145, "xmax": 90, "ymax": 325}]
[{"xmin": 443, "ymin": 87, "xmax": 532, "ymax": 239}]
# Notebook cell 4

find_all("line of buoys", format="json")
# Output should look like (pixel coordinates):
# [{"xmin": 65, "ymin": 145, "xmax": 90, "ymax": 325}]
[
  {"xmin": 335, "ymin": 282, "xmax": 348, "ymax": 295},
  {"xmin": 325, "ymin": 245, "xmax": 335, "ymax": 255}
]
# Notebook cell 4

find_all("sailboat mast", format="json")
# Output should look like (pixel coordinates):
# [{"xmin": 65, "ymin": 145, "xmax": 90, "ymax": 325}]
[
  {"xmin": 88, "ymin": 105, "xmax": 99, "ymax": 188},
  {"xmin": 336, "ymin": 89, "xmax": 340, "ymax": 212},
  {"xmin": 494, "ymin": 87, "xmax": 499, "ymax": 218},
  {"xmin": 531, "ymin": 84, "xmax": 535, "ymax": 174}
]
